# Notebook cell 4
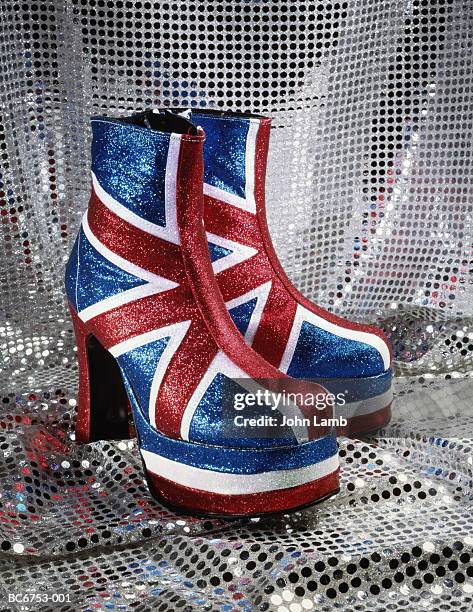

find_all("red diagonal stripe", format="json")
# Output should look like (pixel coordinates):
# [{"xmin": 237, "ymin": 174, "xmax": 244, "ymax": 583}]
[
  {"xmin": 154, "ymin": 319, "xmax": 218, "ymax": 438},
  {"xmin": 215, "ymin": 251, "xmax": 273, "ymax": 302},
  {"xmin": 204, "ymin": 196, "xmax": 262, "ymax": 248},
  {"xmin": 88, "ymin": 190, "xmax": 185, "ymax": 284},
  {"xmin": 251, "ymin": 279, "xmax": 298, "ymax": 368},
  {"xmin": 86, "ymin": 285, "xmax": 197, "ymax": 349}
]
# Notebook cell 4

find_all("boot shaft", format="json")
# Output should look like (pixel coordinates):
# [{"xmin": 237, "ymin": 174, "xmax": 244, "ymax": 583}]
[
  {"xmin": 192, "ymin": 111, "xmax": 271, "ymax": 215},
  {"xmin": 65, "ymin": 111, "xmax": 203, "ymax": 314}
]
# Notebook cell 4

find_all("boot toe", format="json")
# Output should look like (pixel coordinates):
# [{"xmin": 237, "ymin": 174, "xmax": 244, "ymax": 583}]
[{"xmin": 285, "ymin": 320, "xmax": 391, "ymax": 379}]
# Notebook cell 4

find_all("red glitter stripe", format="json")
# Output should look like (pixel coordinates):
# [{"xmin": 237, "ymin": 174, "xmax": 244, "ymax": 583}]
[
  {"xmin": 204, "ymin": 195, "xmax": 262, "ymax": 248},
  {"xmin": 86, "ymin": 286, "xmax": 197, "ymax": 349},
  {"xmin": 88, "ymin": 189, "xmax": 185, "ymax": 284},
  {"xmin": 252, "ymin": 278, "xmax": 298, "ymax": 368},
  {"xmin": 154, "ymin": 319, "xmax": 218, "ymax": 438},
  {"xmin": 176, "ymin": 136, "xmax": 290, "ymax": 382},
  {"xmin": 214, "ymin": 252, "xmax": 273, "ymax": 301}
]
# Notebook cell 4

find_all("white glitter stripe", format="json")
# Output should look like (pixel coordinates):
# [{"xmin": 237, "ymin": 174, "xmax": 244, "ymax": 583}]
[
  {"xmin": 203, "ymin": 183, "xmax": 250, "ymax": 210},
  {"xmin": 206, "ymin": 231, "xmax": 258, "ymax": 274},
  {"xmin": 225, "ymin": 280, "xmax": 272, "ymax": 345},
  {"xmin": 243, "ymin": 120, "xmax": 258, "ymax": 213},
  {"xmin": 337, "ymin": 387, "xmax": 393, "ymax": 418},
  {"xmin": 141, "ymin": 450, "xmax": 339, "ymax": 495}
]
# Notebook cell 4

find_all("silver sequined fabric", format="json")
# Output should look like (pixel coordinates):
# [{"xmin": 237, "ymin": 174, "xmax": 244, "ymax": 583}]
[{"xmin": 0, "ymin": 1, "xmax": 472, "ymax": 610}]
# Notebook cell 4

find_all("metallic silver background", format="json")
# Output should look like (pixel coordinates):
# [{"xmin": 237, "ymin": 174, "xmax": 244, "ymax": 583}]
[{"xmin": 0, "ymin": 1, "xmax": 472, "ymax": 610}]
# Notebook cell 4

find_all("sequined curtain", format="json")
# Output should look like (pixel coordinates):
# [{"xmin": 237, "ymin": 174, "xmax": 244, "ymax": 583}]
[{"xmin": 0, "ymin": 1, "xmax": 472, "ymax": 610}]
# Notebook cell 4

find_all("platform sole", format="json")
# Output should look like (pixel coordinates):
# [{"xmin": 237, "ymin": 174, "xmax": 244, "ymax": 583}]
[
  {"xmin": 145, "ymin": 467, "xmax": 340, "ymax": 518},
  {"xmin": 129, "ymin": 383, "xmax": 340, "ymax": 516},
  {"xmin": 70, "ymin": 301, "xmax": 340, "ymax": 517},
  {"xmin": 140, "ymin": 445, "xmax": 339, "ymax": 516}
]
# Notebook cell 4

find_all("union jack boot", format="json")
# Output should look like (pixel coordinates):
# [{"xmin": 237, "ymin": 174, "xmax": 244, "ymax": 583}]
[
  {"xmin": 65, "ymin": 111, "xmax": 340, "ymax": 516},
  {"xmin": 179, "ymin": 109, "xmax": 393, "ymax": 436}
]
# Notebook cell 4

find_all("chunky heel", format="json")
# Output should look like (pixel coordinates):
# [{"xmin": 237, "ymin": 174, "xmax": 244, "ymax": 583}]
[{"xmin": 69, "ymin": 304, "xmax": 131, "ymax": 444}]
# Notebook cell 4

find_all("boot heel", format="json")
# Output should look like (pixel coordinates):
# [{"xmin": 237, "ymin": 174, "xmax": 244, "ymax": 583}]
[{"xmin": 69, "ymin": 304, "xmax": 132, "ymax": 443}]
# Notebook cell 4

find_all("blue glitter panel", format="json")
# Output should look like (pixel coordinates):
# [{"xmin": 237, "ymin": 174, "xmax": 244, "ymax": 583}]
[
  {"xmin": 193, "ymin": 113, "xmax": 249, "ymax": 198},
  {"xmin": 91, "ymin": 118, "xmax": 170, "ymax": 227},
  {"xmin": 116, "ymin": 337, "xmax": 171, "ymax": 421},
  {"xmin": 208, "ymin": 241, "xmax": 233, "ymax": 262},
  {"xmin": 188, "ymin": 373, "xmax": 297, "ymax": 448},
  {"xmin": 188, "ymin": 373, "xmax": 224, "ymax": 445},
  {"xmin": 74, "ymin": 228, "xmax": 147, "ymax": 311},
  {"xmin": 287, "ymin": 321, "xmax": 386, "ymax": 379},
  {"xmin": 228, "ymin": 298, "xmax": 258, "ymax": 337}
]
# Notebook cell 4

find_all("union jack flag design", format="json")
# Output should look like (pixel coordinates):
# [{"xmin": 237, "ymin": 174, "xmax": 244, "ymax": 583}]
[
  {"xmin": 191, "ymin": 111, "xmax": 394, "ymax": 435},
  {"xmin": 65, "ymin": 113, "xmax": 340, "ymax": 515}
]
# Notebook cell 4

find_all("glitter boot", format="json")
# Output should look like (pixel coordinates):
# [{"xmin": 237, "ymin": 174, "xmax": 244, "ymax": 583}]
[{"xmin": 64, "ymin": 111, "xmax": 340, "ymax": 516}]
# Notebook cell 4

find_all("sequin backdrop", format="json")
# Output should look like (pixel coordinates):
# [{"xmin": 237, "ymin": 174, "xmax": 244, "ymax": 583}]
[{"xmin": 0, "ymin": 1, "xmax": 472, "ymax": 611}]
